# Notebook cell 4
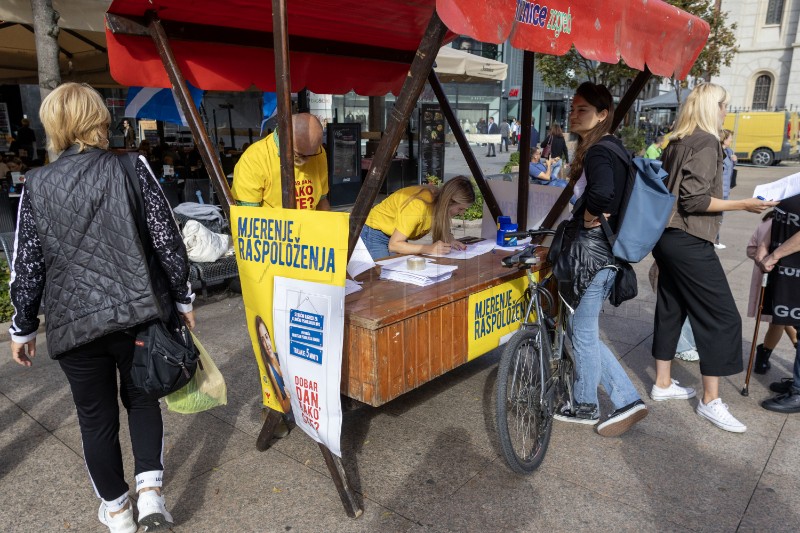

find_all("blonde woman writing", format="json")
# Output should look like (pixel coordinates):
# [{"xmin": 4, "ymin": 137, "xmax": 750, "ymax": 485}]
[{"xmin": 359, "ymin": 175, "xmax": 476, "ymax": 259}]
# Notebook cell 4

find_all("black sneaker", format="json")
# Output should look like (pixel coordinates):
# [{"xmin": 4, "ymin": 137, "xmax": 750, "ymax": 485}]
[
  {"xmin": 553, "ymin": 402, "xmax": 600, "ymax": 425},
  {"xmin": 596, "ymin": 400, "xmax": 648, "ymax": 437},
  {"xmin": 769, "ymin": 378, "xmax": 796, "ymax": 394},
  {"xmin": 761, "ymin": 390, "xmax": 800, "ymax": 414}
]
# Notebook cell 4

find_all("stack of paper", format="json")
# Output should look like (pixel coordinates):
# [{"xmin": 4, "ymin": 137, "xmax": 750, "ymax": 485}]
[
  {"xmin": 377, "ymin": 256, "xmax": 458, "ymax": 286},
  {"xmin": 426, "ymin": 239, "xmax": 497, "ymax": 259}
]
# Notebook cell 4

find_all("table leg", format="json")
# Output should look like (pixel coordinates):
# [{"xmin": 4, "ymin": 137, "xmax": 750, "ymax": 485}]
[
  {"xmin": 255, "ymin": 407, "xmax": 283, "ymax": 451},
  {"xmin": 318, "ymin": 443, "xmax": 363, "ymax": 518}
]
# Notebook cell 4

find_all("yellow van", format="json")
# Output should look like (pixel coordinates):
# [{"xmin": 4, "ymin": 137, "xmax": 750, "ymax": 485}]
[{"xmin": 723, "ymin": 111, "xmax": 795, "ymax": 166}]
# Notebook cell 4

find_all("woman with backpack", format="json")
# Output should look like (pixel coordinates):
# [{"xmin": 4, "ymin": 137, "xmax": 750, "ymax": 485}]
[
  {"xmin": 650, "ymin": 83, "xmax": 776, "ymax": 433},
  {"xmin": 552, "ymin": 82, "xmax": 648, "ymax": 437}
]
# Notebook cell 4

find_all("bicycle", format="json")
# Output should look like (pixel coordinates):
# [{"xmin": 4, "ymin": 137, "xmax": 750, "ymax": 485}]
[{"xmin": 494, "ymin": 228, "xmax": 576, "ymax": 474}]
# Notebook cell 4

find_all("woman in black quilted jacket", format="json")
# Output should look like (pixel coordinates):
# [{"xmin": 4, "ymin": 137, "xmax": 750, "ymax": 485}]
[{"xmin": 8, "ymin": 83, "xmax": 194, "ymax": 533}]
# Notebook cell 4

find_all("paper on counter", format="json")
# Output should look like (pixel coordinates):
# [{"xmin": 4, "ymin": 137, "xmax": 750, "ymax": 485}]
[
  {"xmin": 345, "ymin": 279, "xmax": 362, "ymax": 296},
  {"xmin": 753, "ymin": 172, "xmax": 800, "ymax": 201},
  {"xmin": 377, "ymin": 255, "xmax": 458, "ymax": 286},
  {"xmin": 346, "ymin": 237, "xmax": 376, "ymax": 279},
  {"xmin": 426, "ymin": 239, "xmax": 496, "ymax": 259}
]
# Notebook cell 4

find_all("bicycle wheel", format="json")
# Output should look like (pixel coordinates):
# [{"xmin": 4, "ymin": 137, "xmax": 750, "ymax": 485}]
[{"xmin": 495, "ymin": 329, "xmax": 553, "ymax": 474}]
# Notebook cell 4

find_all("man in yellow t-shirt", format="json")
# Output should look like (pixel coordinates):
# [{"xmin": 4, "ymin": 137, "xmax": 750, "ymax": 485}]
[{"xmin": 232, "ymin": 113, "xmax": 330, "ymax": 211}]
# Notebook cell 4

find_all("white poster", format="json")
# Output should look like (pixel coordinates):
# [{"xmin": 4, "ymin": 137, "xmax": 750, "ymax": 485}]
[{"xmin": 273, "ymin": 276, "xmax": 345, "ymax": 457}]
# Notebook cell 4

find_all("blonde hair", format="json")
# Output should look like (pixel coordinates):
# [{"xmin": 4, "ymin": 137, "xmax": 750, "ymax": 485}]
[
  {"xmin": 720, "ymin": 129, "xmax": 733, "ymax": 143},
  {"xmin": 670, "ymin": 83, "xmax": 729, "ymax": 141},
  {"xmin": 430, "ymin": 176, "xmax": 475, "ymax": 242},
  {"xmin": 39, "ymin": 82, "xmax": 111, "ymax": 154}
]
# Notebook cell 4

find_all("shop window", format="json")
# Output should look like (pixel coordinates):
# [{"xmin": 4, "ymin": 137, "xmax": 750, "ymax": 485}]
[
  {"xmin": 752, "ymin": 74, "xmax": 772, "ymax": 110},
  {"xmin": 766, "ymin": 0, "xmax": 784, "ymax": 25}
]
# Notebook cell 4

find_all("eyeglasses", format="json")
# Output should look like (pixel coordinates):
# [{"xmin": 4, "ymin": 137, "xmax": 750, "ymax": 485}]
[{"xmin": 294, "ymin": 146, "xmax": 323, "ymax": 159}]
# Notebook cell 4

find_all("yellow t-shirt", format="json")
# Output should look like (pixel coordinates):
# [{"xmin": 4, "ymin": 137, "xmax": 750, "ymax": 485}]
[
  {"xmin": 365, "ymin": 186, "xmax": 435, "ymax": 241},
  {"xmin": 232, "ymin": 133, "xmax": 329, "ymax": 209}
]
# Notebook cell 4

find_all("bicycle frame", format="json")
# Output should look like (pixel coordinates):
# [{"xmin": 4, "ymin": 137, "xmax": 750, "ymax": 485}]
[{"xmin": 516, "ymin": 269, "xmax": 571, "ymax": 417}]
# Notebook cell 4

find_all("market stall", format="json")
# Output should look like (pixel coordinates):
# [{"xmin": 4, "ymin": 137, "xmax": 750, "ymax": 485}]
[{"xmin": 103, "ymin": 0, "xmax": 709, "ymax": 517}]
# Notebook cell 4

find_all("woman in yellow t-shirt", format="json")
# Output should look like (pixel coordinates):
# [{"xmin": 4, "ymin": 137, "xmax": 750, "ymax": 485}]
[{"xmin": 360, "ymin": 175, "xmax": 476, "ymax": 259}]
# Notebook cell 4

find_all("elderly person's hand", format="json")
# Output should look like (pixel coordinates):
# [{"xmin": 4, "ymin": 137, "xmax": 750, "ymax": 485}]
[
  {"xmin": 181, "ymin": 310, "xmax": 196, "ymax": 329},
  {"xmin": 11, "ymin": 339, "xmax": 36, "ymax": 367},
  {"xmin": 759, "ymin": 253, "xmax": 779, "ymax": 273}
]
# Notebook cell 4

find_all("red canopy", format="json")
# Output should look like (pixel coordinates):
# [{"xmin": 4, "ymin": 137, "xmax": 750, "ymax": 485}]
[{"xmin": 105, "ymin": 0, "xmax": 709, "ymax": 94}]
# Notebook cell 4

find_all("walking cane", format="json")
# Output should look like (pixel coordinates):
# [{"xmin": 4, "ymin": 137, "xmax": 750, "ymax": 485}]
[{"xmin": 742, "ymin": 272, "xmax": 769, "ymax": 397}]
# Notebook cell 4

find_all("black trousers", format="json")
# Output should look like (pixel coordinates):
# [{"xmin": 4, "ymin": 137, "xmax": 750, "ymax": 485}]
[
  {"xmin": 58, "ymin": 331, "xmax": 164, "ymax": 501},
  {"xmin": 652, "ymin": 229, "xmax": 743, "ymax": 376},
  {"xmin": 486, "ymin": 142, "xmax": 496, "ymax": 156}
]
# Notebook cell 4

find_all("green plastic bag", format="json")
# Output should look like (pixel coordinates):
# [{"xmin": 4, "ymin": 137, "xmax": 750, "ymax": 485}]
[{"xmin": 165, "ymin": 333, "xmax": 227, "ymax": 414}]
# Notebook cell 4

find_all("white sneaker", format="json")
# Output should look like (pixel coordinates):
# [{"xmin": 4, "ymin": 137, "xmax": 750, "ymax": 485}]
[
  {"xmin": 650, "ymin": 379, "xmax": 697, "ymax": 401},
  {"xmin": 696, "ymin": 398, "xmax": 747, "ymax": 433},
  {"xmin": 98, "ymin": 503, "xmax": 137, "ymax": 533},
  {"xmin": 675, "ymin": 349, "xmax": 700, "ymax": 362},
  {"xmin": 137, "ymin": 490, "xmax": 174, "ymax": 531},
  {"xmin": 714, "ymin": 243, "xmax": 726, "ymax": 250}
]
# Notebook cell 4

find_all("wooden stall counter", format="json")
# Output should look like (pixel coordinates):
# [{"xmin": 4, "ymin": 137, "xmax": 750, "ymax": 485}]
[{"xmin": 343, "ymin": 244, "xmax": 549, "ymax": 406}]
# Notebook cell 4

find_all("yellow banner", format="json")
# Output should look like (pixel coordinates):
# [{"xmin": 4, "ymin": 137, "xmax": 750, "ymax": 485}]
[
  {"xmin": 232, "ymin": 206, "xmax": 349, "ymax": 411},
  {"xmin": 467, "ymin": 274, "xmax": 532, "ymax": 360}
]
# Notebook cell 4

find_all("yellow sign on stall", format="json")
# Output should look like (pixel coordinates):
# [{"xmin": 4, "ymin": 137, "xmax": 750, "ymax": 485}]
[
  {"xmin": 466, "ymin": 275, "xmax": 529, "ymax": 360},
  {"xmin": 232, "ymin": 206, "xmax": 349, "ymax": 412}
]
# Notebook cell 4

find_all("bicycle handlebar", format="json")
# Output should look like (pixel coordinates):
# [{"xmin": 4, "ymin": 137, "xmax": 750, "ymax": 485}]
[{"xmin": 503, "ymin": 228, "xmax": 556, "ymax": 239}]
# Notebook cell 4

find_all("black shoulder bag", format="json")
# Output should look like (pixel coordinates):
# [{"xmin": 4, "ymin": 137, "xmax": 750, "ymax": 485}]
[{"xmin": 119, "ymin": 153, "xmax": 199, "ymax": 399}]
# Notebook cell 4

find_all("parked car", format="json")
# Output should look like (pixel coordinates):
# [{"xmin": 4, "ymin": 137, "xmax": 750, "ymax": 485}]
[{"xmin": 723, "ymin": 111, "xmax": 798, "ymax": 166}]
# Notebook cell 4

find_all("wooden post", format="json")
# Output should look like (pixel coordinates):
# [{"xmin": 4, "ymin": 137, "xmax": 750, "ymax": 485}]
[
  {"xmin": 517, "ymin": 51, "xmax": 535, "ymax": 230},
  {"xmin": 427, "ymin": 70, "xmax": 502, "ymax": 223},
  {"xmin": 145, "ymin": 12, "xmax": 234, "ymax": 215},
  {"xmin": 255, "ymin": 409, "xmax": 284, "ymax": 451},
  {"xmin": 319, "ymin": 444, "xmax": 363, "ymax": 518},
  {"xmin": 346, "ymin": 11, "xmax": 449, "ymax": 260},
  {"xmin": 272, "ymin": 0, "xmax": 296, "ymax": 209},
  {"xmin": 612, "ymin": 67, "xmax": 652, "ymax": 131},
  {"xmin": 263, "ymin": 0, "xmax": 363, "ymax": 519}
]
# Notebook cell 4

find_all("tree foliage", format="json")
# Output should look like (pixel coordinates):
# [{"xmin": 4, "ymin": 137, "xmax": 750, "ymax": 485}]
[{"xmin": 537, "ymin": 0, "xmax": 737, "ymax": 92}]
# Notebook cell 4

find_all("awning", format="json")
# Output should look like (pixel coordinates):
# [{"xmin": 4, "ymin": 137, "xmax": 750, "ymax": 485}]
[
  {"xmin": 0, "ymin": 0, "xmax": 116, "ymax": 86},
  {"xmin": 437, "ymin": 0, "xmax": 708, "ymax": 80},
  {"xmin": 641, "ymin": 88, "xmax": 691, "ymax": 109},
  {"xmin": 434, "ymin": 46, "xmax": 508, "ymax": 84},
  {"xmin": 104, "ymin": 0, "xmax": 709, "ymax": 95}
]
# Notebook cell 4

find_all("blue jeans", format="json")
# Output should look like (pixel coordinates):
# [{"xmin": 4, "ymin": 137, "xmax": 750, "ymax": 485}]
[
  {"xmin": 676, "ymin": 318, "xmax": 696, "ymax": 353},
  {"xmin": 531, "ymin": 177, "xmax": 568, "ymax": 187},
  {"xmin": 550, "ymin": 160, "xmax": 562, "ymax": 180},
  {"xmin": 569, "ymin": 268, "xmax": 641, "ymax": 410},
  {"xmin": 360, "ymin": 224, "xmax": 392, "ymax": 260}
]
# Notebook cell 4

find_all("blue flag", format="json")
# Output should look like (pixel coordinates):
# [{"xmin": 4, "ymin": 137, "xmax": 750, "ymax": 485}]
[
  {"xmin": 261, "ymin": 92, "xmax": 277, "ymax": 135},
  {"xmin": 125, "ymin": 82, "xmax": 204, "ymax": 126}
]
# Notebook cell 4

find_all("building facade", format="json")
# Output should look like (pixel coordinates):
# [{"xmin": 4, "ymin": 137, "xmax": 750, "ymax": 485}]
[{"xmin": 714, "ymin": 0, "xmax": 800, "ymax": 111}]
